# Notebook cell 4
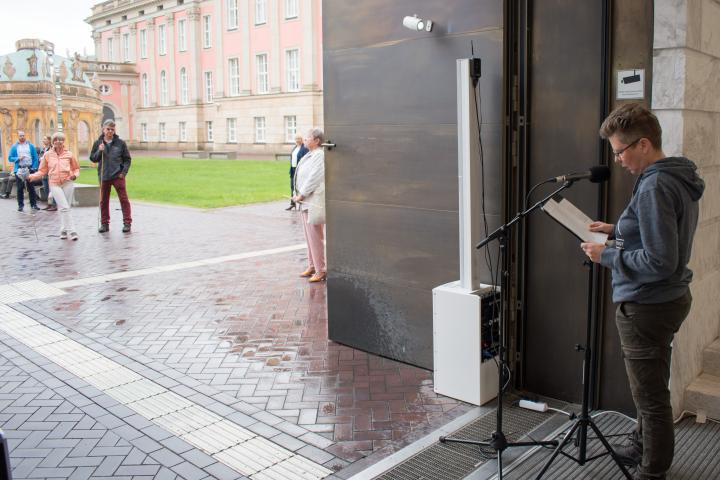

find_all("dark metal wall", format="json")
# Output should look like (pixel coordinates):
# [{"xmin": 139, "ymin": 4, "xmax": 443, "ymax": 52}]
[
  {"xmin": 323, "ymin": 0, "xmax": 504, "ymax": 368},
  {"xmin": 521, "ymin": 0, "xmax": 608, "ymax": 403}
]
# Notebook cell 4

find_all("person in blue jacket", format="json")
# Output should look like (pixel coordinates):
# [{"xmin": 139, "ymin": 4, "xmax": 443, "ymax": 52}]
[
  {"xmin": 286, "ymin": 134, "xmax": 308, "ymax": 210},
  {"xmin": 7, "ymin": 130, "xmax": 39, "ymax": 211},
  {"xmin": 581, "ymin": 103, "xmax": 705, "ymax": 480}
]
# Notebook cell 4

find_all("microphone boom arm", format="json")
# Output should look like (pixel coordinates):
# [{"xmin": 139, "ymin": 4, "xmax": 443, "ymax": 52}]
[{"xmin": 476, "ymin": 181, "xmax": 575, "ymax": 250}]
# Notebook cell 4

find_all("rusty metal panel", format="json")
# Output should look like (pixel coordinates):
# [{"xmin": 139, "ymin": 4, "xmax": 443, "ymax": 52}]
[{"xmin": 323, "ymin": 1, "xmax": 504, "ymax": 368}]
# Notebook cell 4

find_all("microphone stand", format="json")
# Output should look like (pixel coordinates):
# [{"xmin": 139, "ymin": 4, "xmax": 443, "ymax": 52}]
[{"xmin": 440, "ymin": 181, "xmax": 576, "ymax": 479}]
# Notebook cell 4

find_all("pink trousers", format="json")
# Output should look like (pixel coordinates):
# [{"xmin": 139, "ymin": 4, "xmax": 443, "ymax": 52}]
[{"xmin": 301, "ymin": 210, "xmax": 326, "ymax": 272}]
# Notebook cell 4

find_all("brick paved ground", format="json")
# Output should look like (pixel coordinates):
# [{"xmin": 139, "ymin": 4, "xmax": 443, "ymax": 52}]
[{"xmin": 0, "ymin": 197, "xmax": 472, "ymax": 479}]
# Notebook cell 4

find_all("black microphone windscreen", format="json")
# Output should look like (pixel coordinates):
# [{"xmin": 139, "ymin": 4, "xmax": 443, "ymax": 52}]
[{"xmin": 589, "ymin": 165, "xmax": 610, "ymax": 183}]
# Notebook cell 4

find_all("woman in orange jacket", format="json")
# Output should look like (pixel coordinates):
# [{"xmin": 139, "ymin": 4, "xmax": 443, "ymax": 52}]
[{"xmin": 28, "ymin": 132, "xmax": 80, "ymax": 240}]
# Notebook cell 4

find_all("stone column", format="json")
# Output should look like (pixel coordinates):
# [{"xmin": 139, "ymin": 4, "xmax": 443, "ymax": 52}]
[
  {"xmin": 653, "ymin": 0, "xmax": 720, "ymax": 414},
  {"xmin": 146, "ymin": 21, "xmax": 157, "ymax": 106},
  {"xmin": 240, "ymin": 0, "xmax": 251, "ymax": 94},
  {"xmin": 302, "ymin": 0, "xmax": 316, "ymax": 90},
  {"xmin": 112, "ymin": 28, "xmax": 121, "ymax": 62},
  {"xmin": 270, "ymin": 0, "xmax": 281, "ymax": 93},
  {"xmin": 214, "ymin": 0, "xmax": 225, "ymax": 98},
  {"xmin": 187, "ymin": 7, "xmax": 202, "ymax": 103},
  {"xmin": 93, "ymin": 32, "xmax": 102, "ymax": 61},
  {"xmin": 165, "ymin": 12, "xmax": 177, "ymax": 105},
  {"xmin": 129, "ymin": 25, "xmax": 137, "ymax": 63}
]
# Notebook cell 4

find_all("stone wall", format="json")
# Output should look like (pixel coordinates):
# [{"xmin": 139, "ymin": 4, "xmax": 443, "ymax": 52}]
[{"xmin": 653, "ymin": 0, "xmax": 720, "ymax": 414}]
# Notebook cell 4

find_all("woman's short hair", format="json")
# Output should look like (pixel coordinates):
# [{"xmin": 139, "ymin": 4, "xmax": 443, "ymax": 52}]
[
  {"xmin": 51, "ymin": 132, "xmax": 65, "ymax": 142},
  {"xmin": 599, "ymin": 103, "xmax": 662, "ymax": 149},
  {"xmin": 307, "ymin": 128, "xmax": 324, "ymax": 144}
]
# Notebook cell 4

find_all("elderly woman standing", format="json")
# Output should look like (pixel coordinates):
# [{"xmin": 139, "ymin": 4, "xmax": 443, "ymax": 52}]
[
  {"xmin": 28, "ymin": 132, "xmax": 80, "ymax": 240},
  {"xmin": 293, "ymin": 128, "xmax": 326, "ymax": 283}
]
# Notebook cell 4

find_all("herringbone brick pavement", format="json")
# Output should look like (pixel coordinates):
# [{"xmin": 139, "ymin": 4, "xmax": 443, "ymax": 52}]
[{"xmin": 0, "ymin": 199, "xmax": 472, "ymax": 475}]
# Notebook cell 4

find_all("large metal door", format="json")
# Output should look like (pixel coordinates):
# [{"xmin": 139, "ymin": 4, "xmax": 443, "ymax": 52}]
[{"xmin": 323, "ymin": 0, "xmax": 504, "ymax": 368}]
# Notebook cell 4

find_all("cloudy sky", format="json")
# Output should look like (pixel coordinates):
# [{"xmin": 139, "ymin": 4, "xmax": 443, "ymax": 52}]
[{"xmin": 0, "ymin": 0, "xmax": 98, "ymax": 57}]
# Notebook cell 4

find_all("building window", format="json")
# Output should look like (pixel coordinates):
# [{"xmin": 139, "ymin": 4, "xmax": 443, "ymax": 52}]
[
  {"xmin": 160, "ymin": 70, "xmax": 168, "ymax": 105},
  {"xmin": 254, "ymin": 116, "xmax": 266, "ymax": 143},
  {"xmin": 284, "ymin": 115, "xmax": 297, "ymax": 143},
  {"xmin": 99, "ymin": 84, "xmax": 111, "ymax": 95},
  {"xmin": 122, "ymin": 33, "xmax": 130, "ymax": 61},
  {"xmin": 180, "ymin": 67, "xmax": 189, "ymax": 104},
  {"xmin": 204, "ymin": 71, "xmax": 213, "ymax": 103},
  {"xmin": 285, "ymin": 49, "xmax": 300, "ymax": 92},
  {"xmin": 227, "ymin": 118, "xmax": 237, "ymax": 143},
  {"xmin": 141, "ymin": 123, "xmax": 148, "ymax": 141},
  {"xmin": 206, "ymin": 121, "xmax": 214, "ymax": 142},
  {"xmin": 179, "ymin": 121, "xmax": 187, "ymax": 141},
  {"xmin": 285, "ymin": 0, "xmax": 298, "ymax": 19},
  {"xmin": 203, "ymin": 15, "xmax": 212, "ymax": 48},
  {"xmin": 158, "ymin": 24, "xmax": 167, "ymax": 55},
  {"xmin": 141, "ymin": 73, "xmax": 150, "ymax": 107},
  {"xmin": 255, "ymin": 0, "xmax": 267, "ymax": 24},
  {"xmin": 256, "ymin": 54, "xmax": 268, "ymax": 94},
  {"xmin": 159, "ymin": 122, "xmax": 167, "ymax": 141},
  {"xmin": 227, "ymin": 0, "xmax": 238, "ymax": 29},
  {"xmin": 140, "ymin": 29, "xmax": 148, "ymax": 58},
  {"xmin": 107, "ymin": 37, "xmax": 114, "ymax": 61},
  {"xmin": 228, "ymin": 58, "xmax": 240, "ymax": 96},
  {"xmin": 178, "ymin": 19, "xmax": 187, "ymax": 51}
]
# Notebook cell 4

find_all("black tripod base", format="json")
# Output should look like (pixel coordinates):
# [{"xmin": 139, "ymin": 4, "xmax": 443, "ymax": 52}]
[
  {"xmin": 534, "ymin": 416, "xmax": 633, "ymax": 480},
  {"xmin": 440, "ymin": 431, "xmax": 558, "ymax": 480}
]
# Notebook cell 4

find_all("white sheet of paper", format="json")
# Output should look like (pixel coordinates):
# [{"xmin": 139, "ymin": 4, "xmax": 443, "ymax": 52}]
[{"xmin": 542, "ymin": 196, "xmax": 608, "ymax": 244}]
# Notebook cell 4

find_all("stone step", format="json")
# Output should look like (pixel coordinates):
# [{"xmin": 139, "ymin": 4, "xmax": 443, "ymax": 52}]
[
  {"xmin": 71, "ymin": 183, "xmax": 100, "ymax": 207},
  {"xmin": 703, "ymin": 338, "xmax": 720, "ymax": 377},
  {"xmin": 684, "ymin": 373, "xmax": 720, "ymax": 421}
]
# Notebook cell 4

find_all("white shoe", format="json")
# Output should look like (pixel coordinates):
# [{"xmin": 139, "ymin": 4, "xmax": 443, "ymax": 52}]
[
  {"xmin": 59, "ymin": 231, "xmax": 68, "ymax": 239},
  {"xmin": 70, "ymin": 232, "xmax": 78, "ymax": 241}
]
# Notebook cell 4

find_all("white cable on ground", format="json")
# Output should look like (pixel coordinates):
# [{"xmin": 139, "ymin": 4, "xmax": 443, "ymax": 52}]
[{"xmin": 591, "ymin": 410, "xmax": 637, "ymax": 423}]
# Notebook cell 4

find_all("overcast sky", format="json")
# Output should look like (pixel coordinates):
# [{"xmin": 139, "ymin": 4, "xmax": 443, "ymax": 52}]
[{"xmin": 0, "ymin": 0, "xmax": 98, "ymax": 57}]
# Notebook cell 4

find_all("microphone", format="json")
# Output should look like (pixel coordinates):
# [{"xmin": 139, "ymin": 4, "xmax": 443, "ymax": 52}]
[{"xmin": 551, "ymin": 165, "xmax": 610, "ymax": 183}]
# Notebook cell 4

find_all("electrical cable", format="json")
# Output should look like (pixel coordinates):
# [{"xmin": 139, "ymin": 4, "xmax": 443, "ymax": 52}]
[{"xmin": 591, "ymin": 410, "xmax": 638, "ymax": 424}]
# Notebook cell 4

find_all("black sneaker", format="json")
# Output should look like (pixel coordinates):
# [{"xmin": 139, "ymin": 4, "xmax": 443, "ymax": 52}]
[
  {"xmin": 122, "ymin": 224, "xmax": 131, "ymax": 233},
  {"xmin": 17, "ymin": 206, "xmax": 23, "ymax": 212},
  {"xmin": 98, "ymin": 224, "xmax": 109, "ymax": 233},
  {"xmin": 612, "ymin": 437, "xmax": 642, "ymax": 467},
  {"xmin": 31, "ymin": 205, "xmax": 40, "ymax": 211}
]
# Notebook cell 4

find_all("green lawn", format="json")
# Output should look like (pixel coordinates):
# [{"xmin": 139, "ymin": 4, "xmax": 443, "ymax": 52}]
[{"xmin": 77, "ymin": 157, "xmax": 289, "ymax": 208}]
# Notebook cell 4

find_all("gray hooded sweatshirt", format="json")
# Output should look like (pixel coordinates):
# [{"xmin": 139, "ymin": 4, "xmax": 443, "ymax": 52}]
[{"xmin": 600, "ymin": 157, "xmax": 705, "ymax": 304}]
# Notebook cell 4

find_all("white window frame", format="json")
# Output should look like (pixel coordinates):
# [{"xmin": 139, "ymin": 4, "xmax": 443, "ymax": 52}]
[
  {"xmin": 228, "ymin": 58, "xmax": 240, "ymax": 96},
  {"xmin": 227, "ymin": 118, "xmax": 237, "ymax": 143},
  {"xmin": 122, "ymin": 33, "xmax": 130, "ymax": 61},
  {"xmin": 284, "ymin": 115, "xmax": 297, "ymax": 143},
  {"xmin": 256, "ymin": 53, "xmax": 268, "ymax": 94},
  {"xmin": 179, "ymin": 67, "xmax": 189, "ymax": 104},
  {"xmin": 227, "ymin": 0, "xmax": 238, "ymax": 29},
  {"xmin": 285, "ymin": 0, "xmax": 298, "ymax": 19},
  {"xmin": 140, "ymin": 29, "xmax": 148, "ymax": 58},
  {"xmin": 255, "ymin": 0, "xmax": 267, "ymax": 24},
  {"xmin": 285, "ymin": 48, "xmax": 300, "ymax": 92},
  {"xmin": 158, "ymin": 24, "xmax": 167, "ymax": 55},
  {"xmin": 179, "ymin": 121, "xmax": 187, "ymax": 142},
  {"xmin": 160, "ymin": 70, "xmax": 168, "ymax": 105},
  {"xmin": 141, "ymin": 123, "xmax": 148, "ymax": 141},
  {"xmin": 203, "ymin": 15, "xmax": 212, "ymax": 48},
  {"xmin": 107, "ymin": 37, "xmax": 114, "ymax": 61},
  {"xmin": 141, "ymin": 73, "xmax": 149, "ymax": 107},
  {"xmin": 178, "ymin": 19, "xmax": 187, "ymax": 51},
  {"xmin": 204, "ymin": 71, "xmax": 213, "ymax": 103},
  {"xmin": 254, "ymin": 116, "xmax": 266, "ymax": 143},
  {"xmin": 206, "ymin": 121, "xmax": 214, "ymax": 142},
  {"xmin": 159, "ymin": 122, "xmax": 167, "ymax": 141}
]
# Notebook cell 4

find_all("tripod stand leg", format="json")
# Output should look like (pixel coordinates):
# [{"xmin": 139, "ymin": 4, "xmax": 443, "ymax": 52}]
[
  {"xmin": 534, "ymin": 419, "xmax": 581, "ymax": 479},
  {"xmin": 587, "ymin": 420, "xmax": 634, "ymax": 480}
]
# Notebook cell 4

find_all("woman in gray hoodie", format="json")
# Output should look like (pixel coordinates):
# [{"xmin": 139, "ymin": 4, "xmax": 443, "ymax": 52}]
[{"xmin": 581, "ymin": 103, "xmax": 704, "ymax": 480}]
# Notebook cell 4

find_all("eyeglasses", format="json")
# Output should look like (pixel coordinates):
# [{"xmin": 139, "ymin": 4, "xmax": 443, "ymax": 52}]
[{"xmin": 612, "ymin": 138, "xmax": 641, "ymax": 158}]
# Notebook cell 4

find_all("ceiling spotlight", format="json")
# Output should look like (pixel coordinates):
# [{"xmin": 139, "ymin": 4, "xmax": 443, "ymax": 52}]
[{"xmin": 403, "ymin": 15, "xmax": 433, "ymax": 32}]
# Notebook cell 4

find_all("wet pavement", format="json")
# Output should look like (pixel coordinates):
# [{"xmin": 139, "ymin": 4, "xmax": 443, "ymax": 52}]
[{"xmin": 0, "ymin": 197, "xmax": 472, "ymax": 479}]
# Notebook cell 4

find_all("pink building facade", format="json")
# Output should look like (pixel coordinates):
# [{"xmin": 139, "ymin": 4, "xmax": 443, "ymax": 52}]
[{"xmin": 86, "ymin": 0, "xmax": 323, "ymax": 156}]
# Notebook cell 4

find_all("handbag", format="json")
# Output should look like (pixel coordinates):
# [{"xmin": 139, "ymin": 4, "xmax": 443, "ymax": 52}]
[{"xmin": 307, "ymin": 186, "xmax": 326, "ymax": 225}]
